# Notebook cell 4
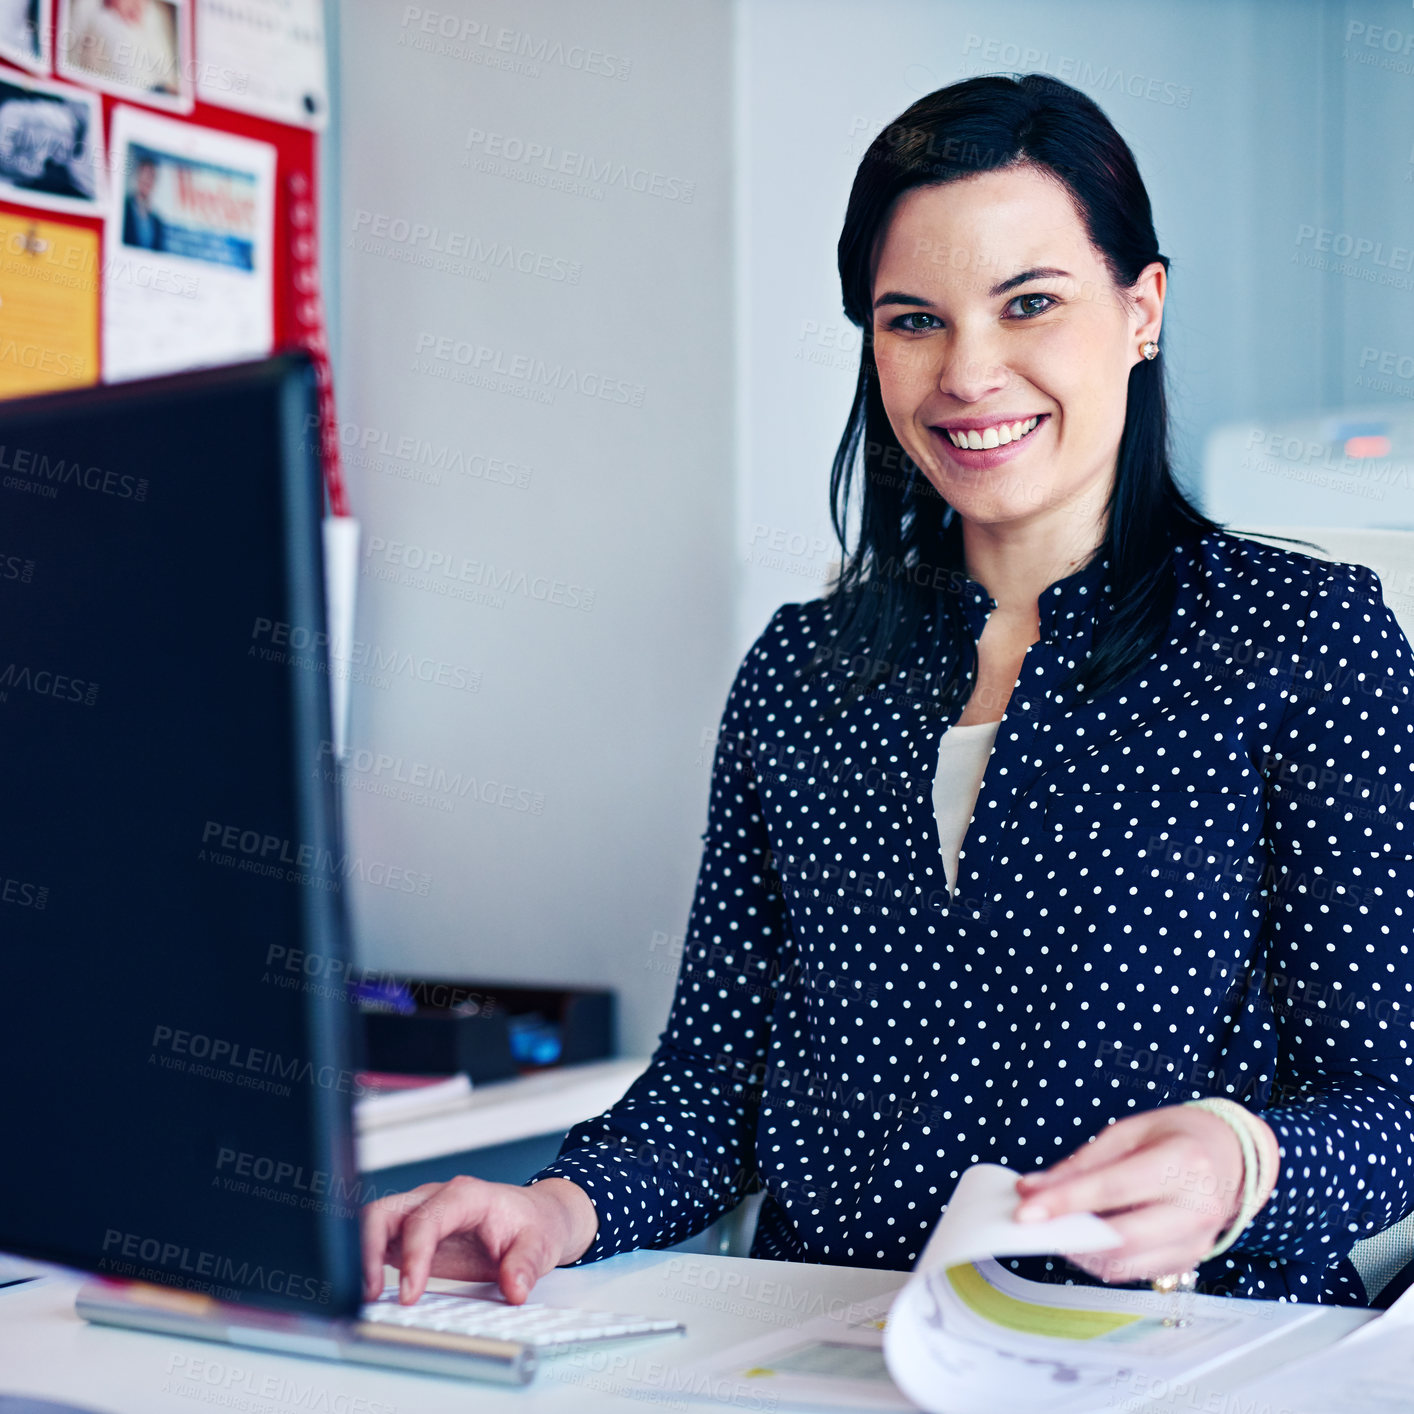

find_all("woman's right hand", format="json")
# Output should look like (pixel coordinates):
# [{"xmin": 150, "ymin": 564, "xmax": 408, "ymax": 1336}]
[{"xmin": 360, "ymin": 1175, "xmax": 599, "ymax": 1306}]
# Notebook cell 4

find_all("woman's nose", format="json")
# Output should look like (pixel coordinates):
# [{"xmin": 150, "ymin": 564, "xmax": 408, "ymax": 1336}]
[{"xmin": 936, "ymin": 329, "xmax": 1008, "ymax": 404}]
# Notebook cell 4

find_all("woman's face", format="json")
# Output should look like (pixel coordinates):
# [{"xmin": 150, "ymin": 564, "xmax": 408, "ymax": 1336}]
[{"xmin": 869, "ymin": 164, "xmax": 1164, "ymax": 539}]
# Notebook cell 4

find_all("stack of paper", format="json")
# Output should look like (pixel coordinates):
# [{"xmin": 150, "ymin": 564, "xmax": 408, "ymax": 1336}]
[
  {"xmin": 352, "ymin": 1073, "xmax": 473, "ymax": 1130},
  {"xmin": 682, "ymin": 1163, "xmax": 1328, "ymax": 1412}
]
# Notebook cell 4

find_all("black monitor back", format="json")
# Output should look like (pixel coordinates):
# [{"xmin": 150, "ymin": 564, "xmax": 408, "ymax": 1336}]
[{"xmin": 0, "ymin": 354, "xmax": 362, "ymax": 1316}]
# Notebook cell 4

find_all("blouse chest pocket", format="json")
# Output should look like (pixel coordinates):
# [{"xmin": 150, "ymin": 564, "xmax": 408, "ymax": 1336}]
[
  {"xmin": 1043, "ymin": 788, "xmax": 1254, "ymax": 838},
  {"xmin": 1040, "ymin": 787, "xmax": 1263, "ymax": 891}
]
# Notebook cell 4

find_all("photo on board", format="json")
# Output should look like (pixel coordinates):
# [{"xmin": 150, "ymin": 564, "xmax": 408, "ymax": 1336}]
[
  {"xmin": 0, "ymin": 0, "xmax": 54, "ymax": 75},
  {"xmin": 0, "ymin": 70, "xmax": 104, "ymax": 215},
  {"xmin": 56, "ymin": 0, "xmax": 192, "ymax": 113}
]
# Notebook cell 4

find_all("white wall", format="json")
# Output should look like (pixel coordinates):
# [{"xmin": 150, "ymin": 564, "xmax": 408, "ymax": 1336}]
[{"xmin": 333, "ymin": 0, "xmax": 736, "ymax": 1056}]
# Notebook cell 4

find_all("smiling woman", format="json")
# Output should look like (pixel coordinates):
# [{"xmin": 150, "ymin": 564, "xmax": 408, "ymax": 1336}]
[
  {"xmin": 872, "ymin": 176, "xmax": 1152, "ymax": 517},
  {"xmin": 822, "ymin": 75, "xmax": 1219, "ymax": 731},
  {"xmin": 362, "ymin": 73, "xmax": 1414, "ymax": 1316}
]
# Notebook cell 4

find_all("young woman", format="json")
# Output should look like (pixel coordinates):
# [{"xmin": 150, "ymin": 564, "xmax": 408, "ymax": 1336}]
[{"xmin": 362, "ymin": 73, "xmax": 1414, "ymax": 1310}]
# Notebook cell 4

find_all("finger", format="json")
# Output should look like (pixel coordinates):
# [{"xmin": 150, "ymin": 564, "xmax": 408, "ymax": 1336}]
[
  {"xmin": 361, "ymin": 1204, "xmax": 391, "ymax": 1302},
  {"xmin": 1060, "ymin": 1203, "xmax": 1208, "ymax": 1284},
  {"xmin": 360, "ymin": 1185, "xmax": 439, "ymax": 1301},
  {"xmin": 1018, "ymin": 1122, "xmax": 1147, "ymax": 1194},
  {"xmin": 1017, "ymin": 1141, "xmax": 1171, "ymax": 1223},
  {"xmin": 1017, "ymin": 1115, "xmax": 1155, "ymax": 1195},
  {"xmin": 497, "ymin": 1228, "xmax": 553, "ymax": 1306},
  {"xmin": 1066, "ymin": 1235, "xmax": 1205, "ymax": 1286},
  {"xmin": 396, "ymin": 1178, "xmax": 488, "ymax": 1304}
]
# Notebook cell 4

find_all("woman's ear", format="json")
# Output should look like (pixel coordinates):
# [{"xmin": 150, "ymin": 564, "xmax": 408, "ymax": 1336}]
[{"xmin": 1129, "ymin": 260, "xmax": 1166, "ymax": 362}]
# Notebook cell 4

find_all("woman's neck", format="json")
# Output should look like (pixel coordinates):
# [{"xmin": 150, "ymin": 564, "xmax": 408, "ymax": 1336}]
[{"xmin": 959, "ymin": 506, "xmax": 1107, "ymax": 621}]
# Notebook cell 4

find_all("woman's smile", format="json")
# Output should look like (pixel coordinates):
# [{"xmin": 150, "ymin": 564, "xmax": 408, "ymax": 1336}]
[{"xmin": 930, "ymin": 412, "xmax": 1050, "ymax": 470}]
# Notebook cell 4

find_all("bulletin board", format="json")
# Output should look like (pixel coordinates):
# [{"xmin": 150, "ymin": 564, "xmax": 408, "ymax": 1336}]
[{"xmin": 0, "ymin": 0, "xmax": 346, "ymax": 514}]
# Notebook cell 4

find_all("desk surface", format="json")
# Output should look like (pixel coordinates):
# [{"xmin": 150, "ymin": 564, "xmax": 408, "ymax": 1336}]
[{"xmin": 0, "ymin": 1254, "xmax": 1376, "ymax": 1413}]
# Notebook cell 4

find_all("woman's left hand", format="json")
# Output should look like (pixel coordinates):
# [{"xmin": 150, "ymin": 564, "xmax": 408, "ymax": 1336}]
[{"xmin": 1012, "ymin": 1105, "xmax": 1278, "ymax": 1284}]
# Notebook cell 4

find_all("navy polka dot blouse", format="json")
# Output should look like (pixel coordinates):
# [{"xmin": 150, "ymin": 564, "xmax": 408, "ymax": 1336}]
[{"xmin": 529, "ymin": 530, "xmax": 1414, "ymax": 1306}]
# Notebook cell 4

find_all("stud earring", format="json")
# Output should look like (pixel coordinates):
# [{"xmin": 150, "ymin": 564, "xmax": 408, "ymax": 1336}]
[{"xmin": 1140, "ymin": 341, "xmax": 1159, "ymax": 361}]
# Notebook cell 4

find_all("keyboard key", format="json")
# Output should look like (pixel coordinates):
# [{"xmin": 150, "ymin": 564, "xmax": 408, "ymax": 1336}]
[{"xmin": 363, "ymin": 1288, "xmax": 683, "ymax": 1351}]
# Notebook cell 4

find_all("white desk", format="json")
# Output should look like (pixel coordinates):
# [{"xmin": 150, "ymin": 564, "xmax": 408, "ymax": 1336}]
[{"xmin": 0, "ymin": 1253, "xmax": 1377, "ymax": 1413}]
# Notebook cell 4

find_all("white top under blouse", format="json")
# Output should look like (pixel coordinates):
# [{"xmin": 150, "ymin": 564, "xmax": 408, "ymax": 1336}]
[{"xmin": 932, "ymin": 718, "xmax": 1001, "ymax": 900}]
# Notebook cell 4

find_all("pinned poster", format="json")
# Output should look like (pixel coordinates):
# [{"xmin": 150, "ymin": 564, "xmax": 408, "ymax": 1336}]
[
  {"xmin": 0, "ymin": 212, "xmax": 98, "ymax": 397},
  {"xmin": 103, "ymin": 103, "xmax": 275, "ymax": 382},
  {"xmin": 194, "ymin": 0, "xmax": 328, "ymax": 129}
]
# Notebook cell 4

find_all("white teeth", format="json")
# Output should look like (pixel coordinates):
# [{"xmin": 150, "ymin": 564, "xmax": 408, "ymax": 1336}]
[{"xmin": 946, "ymin": 415, "xmax": 1039, "ymax": 450}]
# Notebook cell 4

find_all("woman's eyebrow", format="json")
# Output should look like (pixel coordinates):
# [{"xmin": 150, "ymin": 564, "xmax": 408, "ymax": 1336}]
[
  {"xmin": 872, "ymin": 291, "xmax": 932, "ymax": 310},
  {"xmin": 873, "ymin": 266, "xmax": 1073, "ymax": 311},
  {"xmin": 987, "ymin": 266, "xmax": 1072, "ymax": 296}
]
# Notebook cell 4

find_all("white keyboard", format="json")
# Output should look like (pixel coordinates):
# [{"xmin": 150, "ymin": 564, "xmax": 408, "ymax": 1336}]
[{"xmin": 362, "ymin": 1287, "xmax": 684, "ymax": 1352}]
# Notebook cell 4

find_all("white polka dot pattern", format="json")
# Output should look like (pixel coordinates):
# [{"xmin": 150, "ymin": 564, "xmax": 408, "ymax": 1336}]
[{"xmin": 529, "ymin": 532, "xmax": 1414, "ymax": 1306}]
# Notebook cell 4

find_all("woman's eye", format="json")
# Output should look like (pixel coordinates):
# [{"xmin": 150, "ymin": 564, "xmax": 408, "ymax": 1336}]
[
  {"xmin": 1007, "ymin": 292, "xmax": 1056, "ymax": 318},
  {"xmin": 890, "ymin": 312, "xmax": 941, "ymax": 333}
]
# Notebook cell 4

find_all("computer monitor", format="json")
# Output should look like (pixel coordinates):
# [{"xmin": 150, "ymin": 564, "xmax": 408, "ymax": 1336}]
[{"xmin": 0, "ymin": 354, "xmax": 363, "ymax": 1317}]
